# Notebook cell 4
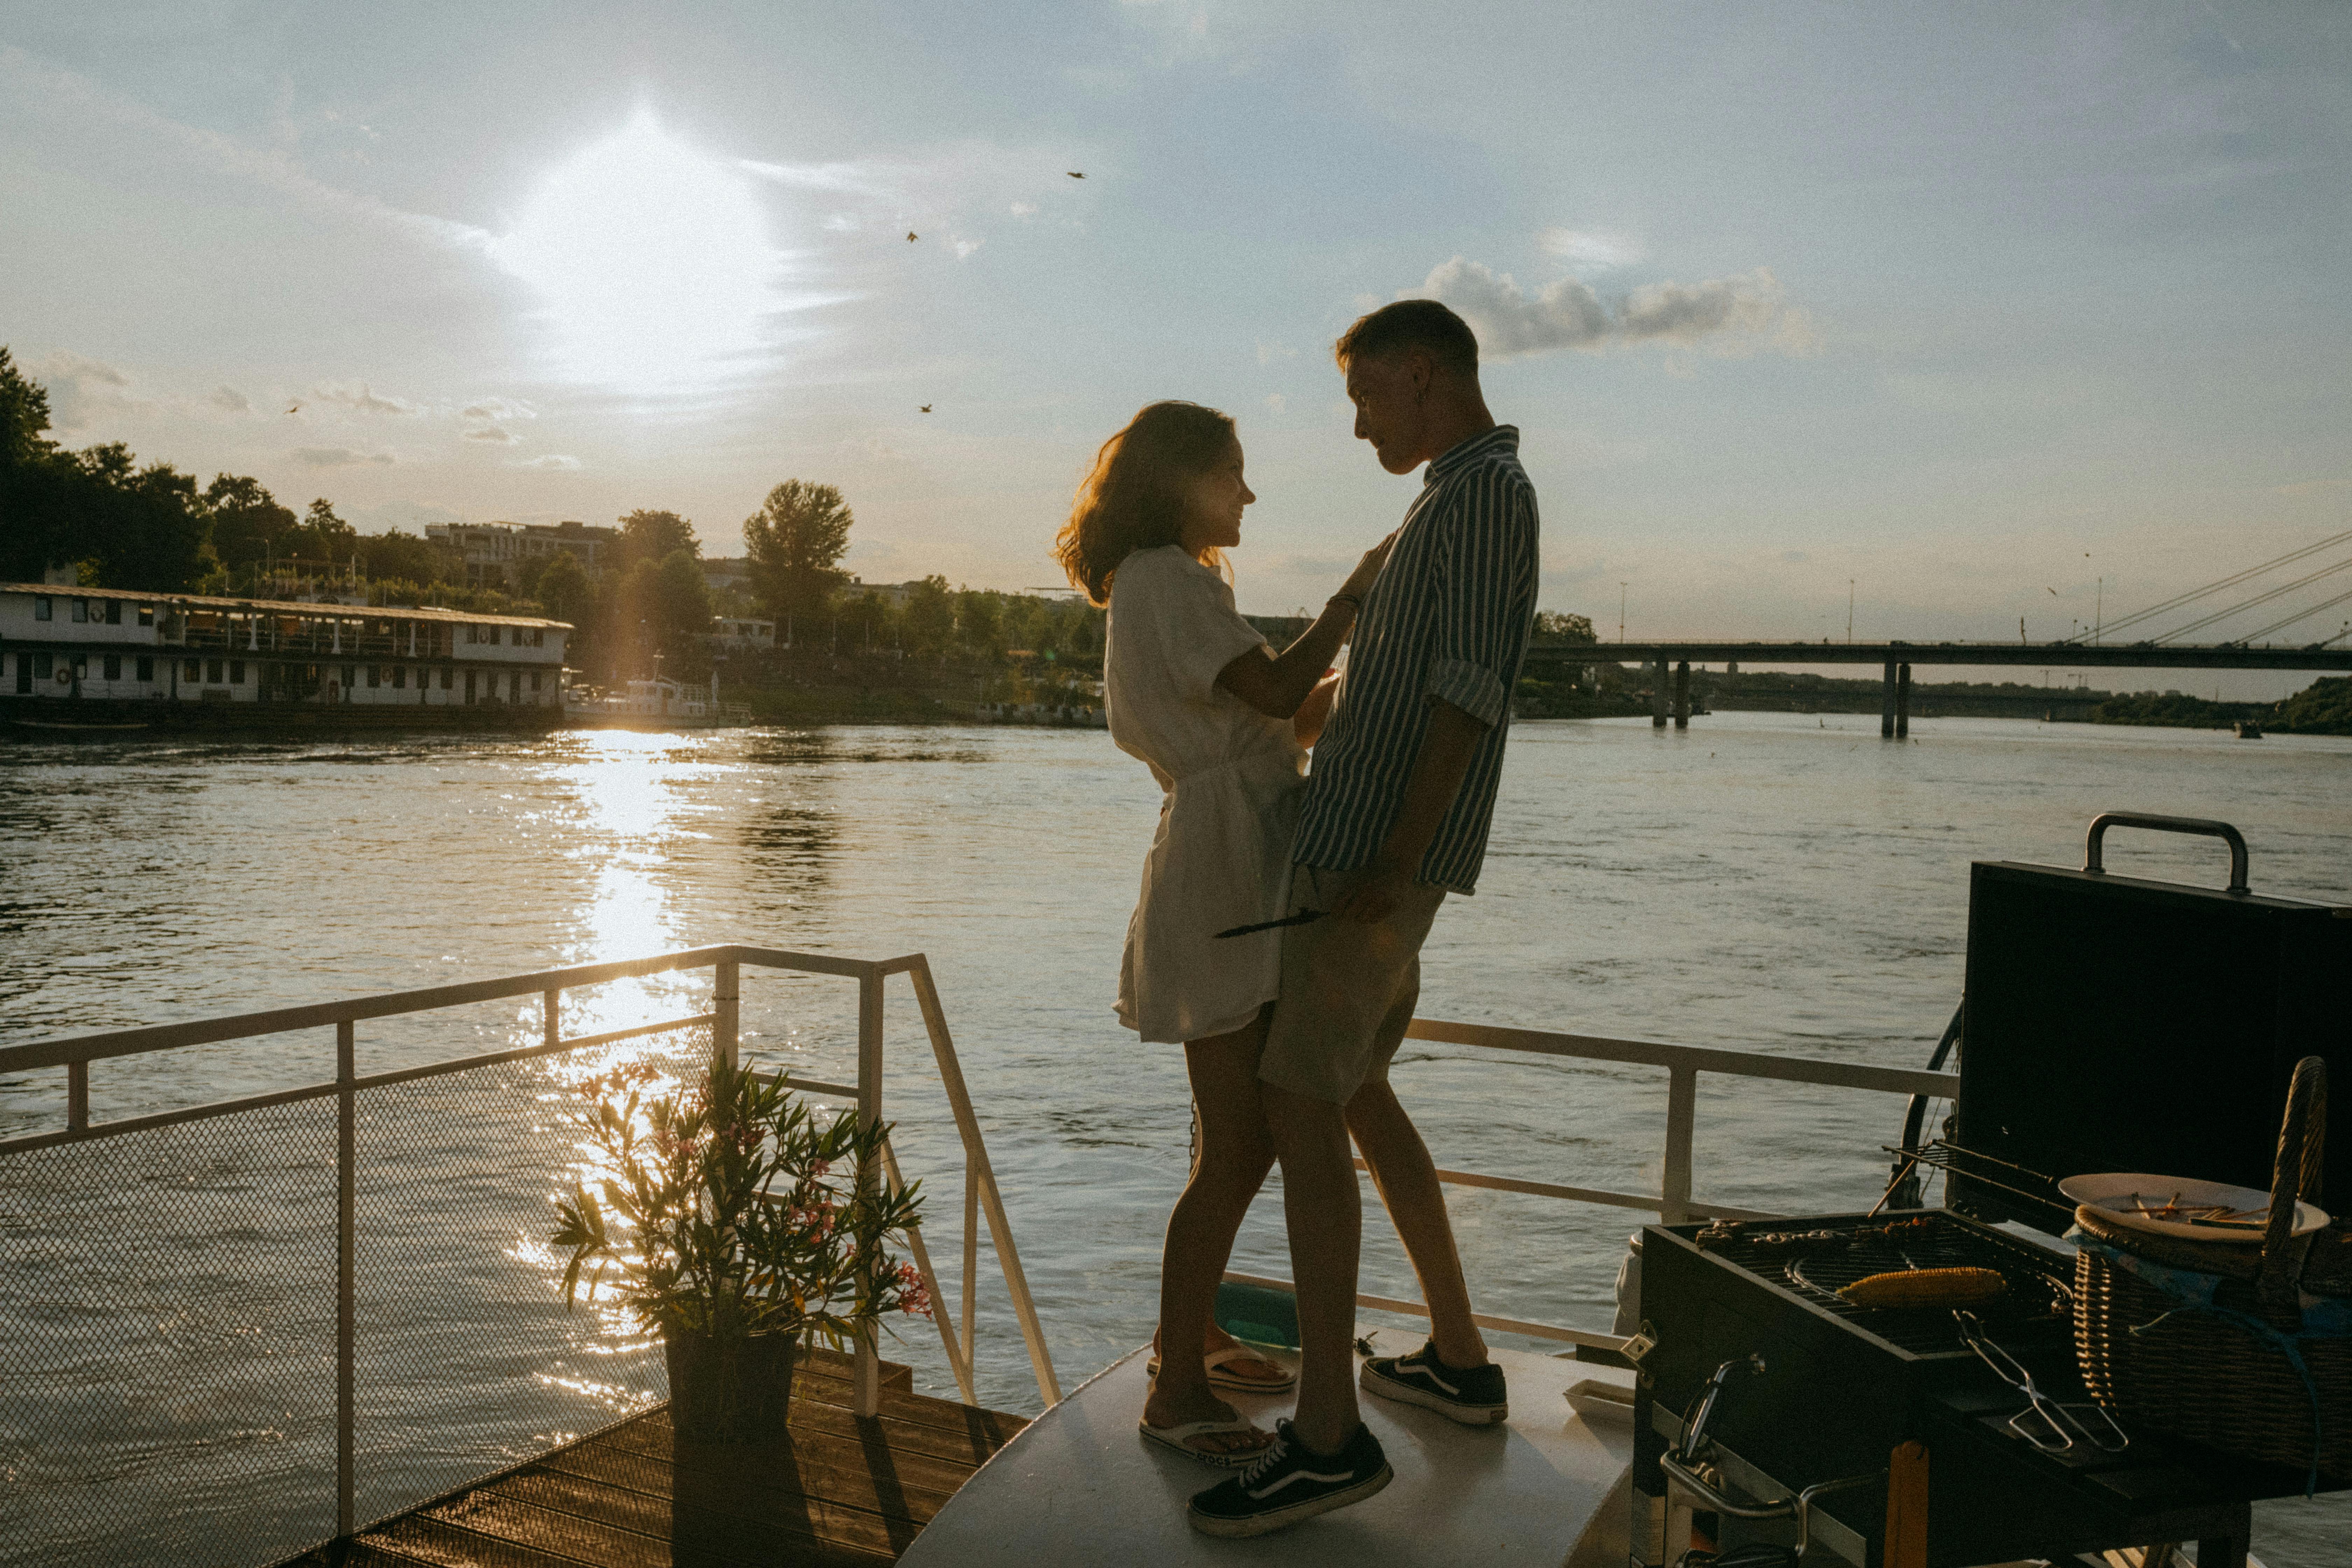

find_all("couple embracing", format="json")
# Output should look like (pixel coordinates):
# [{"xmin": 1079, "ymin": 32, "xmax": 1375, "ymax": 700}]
[{"xmin": 1054, "ymin": 299, "xmax": 1540, "ymax": 1538}]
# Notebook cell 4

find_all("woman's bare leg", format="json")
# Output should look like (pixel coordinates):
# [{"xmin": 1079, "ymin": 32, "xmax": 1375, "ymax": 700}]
[{"xmin": 1143, "ymin": 1008, "xmax": 1279, "ymax": 1450}]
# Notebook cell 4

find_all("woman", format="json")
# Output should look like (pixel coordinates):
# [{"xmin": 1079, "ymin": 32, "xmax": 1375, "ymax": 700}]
[{"xmin": 1055, "ymin": 401, "xmax": 1390, "ymax": 1464}]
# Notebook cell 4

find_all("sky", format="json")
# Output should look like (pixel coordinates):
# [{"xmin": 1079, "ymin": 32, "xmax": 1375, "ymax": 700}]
[{"xmin": 3, "ymin": 1, "xmax": 2348, "ymax": 694}]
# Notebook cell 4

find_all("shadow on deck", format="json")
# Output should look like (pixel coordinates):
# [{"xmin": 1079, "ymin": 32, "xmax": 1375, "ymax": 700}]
[{"xmin": 287, "ymin": 1350, "xmax": 1028, "ymax": 1567}]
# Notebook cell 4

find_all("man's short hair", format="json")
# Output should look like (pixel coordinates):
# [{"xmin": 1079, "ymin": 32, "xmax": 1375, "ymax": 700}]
[{"xmin": 1334, "ymin": 299, "xmax": 1479, "ymax": 377}]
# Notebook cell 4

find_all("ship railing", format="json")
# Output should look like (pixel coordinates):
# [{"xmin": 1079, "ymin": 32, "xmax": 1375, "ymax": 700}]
[
  {"xmin": 1223, "ymin": 1019, "xmax": 1960, "ymax": 1352},
  {"xmin": 0, "ymin": 943, "xmax": 1056, "ymax": 1554}
]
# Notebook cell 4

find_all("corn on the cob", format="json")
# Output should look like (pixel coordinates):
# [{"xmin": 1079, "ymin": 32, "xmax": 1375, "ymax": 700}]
[{"xmin": 1837, "ymin": 1267, "xmax": 2007, "ymax": 1308}]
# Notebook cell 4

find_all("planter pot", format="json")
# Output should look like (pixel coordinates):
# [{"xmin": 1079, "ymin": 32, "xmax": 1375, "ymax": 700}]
[{"xmin": 664, "ymin": 1330, "xmax": 800, "ymax": 1442}]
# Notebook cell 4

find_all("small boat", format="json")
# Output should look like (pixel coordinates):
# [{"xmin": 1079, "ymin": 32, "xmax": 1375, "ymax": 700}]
[{"xmin": 2234, "ymin": 719, "xmax": 2264, "ymax": 738}]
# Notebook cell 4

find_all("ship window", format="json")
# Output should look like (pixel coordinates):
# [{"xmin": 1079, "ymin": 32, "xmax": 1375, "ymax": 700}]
[
  {"xmin": 32, "ymin": 652, "xmax": 52, "ymax": 678},
  {"xmin": 71, "ymin": 598, "xmax": 88, "ymax": 623},
  {"xmin": 465, "ymin": 625, "xmax": 478, "ymax": 644},
  {"xmin": 184, "ymin": 659, "xmax": 201, "ymax": 682},
  {"xmin": 206, "ymin": 659, "xmax": 224, "ymax": 684},
  {"xmin": 103, "ymin": 654, "xmax": 121, "ymax": 680},
  {"xmin": 529, "ymin": 671, "xmax": 541, "ymax": 692},
  {"xmin": 103, "ymin": 600, "xmax": 121, "ymax": 625},
  {"xmin": 138, "ymin": 604, "xmax": 154, "ymax": 626},
  {"xmin": 136, "ymin": 657, "xmax": 154, "ymax": 681},
  {"xmin": 366, "ymin": 665, "xmax": 381, "ymax": 688},
  {"xmin": 393, "ymin": 666, "xmax": 407, "ymax": 689},
  {"xmin": 440, "ymin": 667, "xmax": 453, "ymax": 690},
  {"xmin": 33, "ymin": 596, "xmax": 50, "ymax": 621},
  {"xmin": 230, "ymin": 662, "xmax": 245, "ymax": 684}
]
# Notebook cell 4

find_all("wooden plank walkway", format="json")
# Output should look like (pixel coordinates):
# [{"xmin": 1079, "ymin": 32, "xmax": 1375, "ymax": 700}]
[{"xmin": 290, "ymin": 1351, "xmax": 1028, "ymax": 1567}]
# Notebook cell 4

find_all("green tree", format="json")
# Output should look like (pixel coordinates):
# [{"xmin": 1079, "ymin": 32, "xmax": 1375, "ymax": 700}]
[
  {"xmin": 956, "ymin": 589, "xmax": 1002, "ymax": 657},
  {"xmin": 536, "ymin": 550, "xmax": 594, "ymax": 628},
  {"xmin": 903, "ymin": 575, "xmax": 954, "ymax": 657},
  {"xmin": 1533, "ymin": 610, "xmax": 1597, "ymax": 643},
  {"xmin": 203, "ymin": 474, "xmax": 298, "ymax": 572},
  {"xmin": 282, "ymin": 497, "xmax": 360, "ymax": 568},
  {"xmin": 743, "ymin": 480, "xmax": 852, "ymax": 624},
  {"xmin": 0, "ymin": 346, "xmax": 51, "ymax": 468},
  {"xmin": 359, "ymin": 528, "xmax": 448, "ymax": 586},
  {"xmin": 615, "ymin": 509, "xmax": 699, "ymax": 572}
]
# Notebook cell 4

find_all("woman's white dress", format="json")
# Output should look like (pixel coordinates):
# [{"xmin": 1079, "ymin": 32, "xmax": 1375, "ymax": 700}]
[{"xmin": 1105, "ymin": 546, "xmax": 1306, "ymax": 1044}]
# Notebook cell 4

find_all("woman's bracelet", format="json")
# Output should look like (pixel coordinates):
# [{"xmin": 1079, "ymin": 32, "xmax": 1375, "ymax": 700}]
[{"xmin": 1327, "ymin": 593, "xmax": 1362, "ymax": 614}]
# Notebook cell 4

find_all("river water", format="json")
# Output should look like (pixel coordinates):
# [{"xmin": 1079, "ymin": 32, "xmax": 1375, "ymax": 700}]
[{"xmin": 3, "ymin": 712, "xmax": 2348, "ymax": 1564}]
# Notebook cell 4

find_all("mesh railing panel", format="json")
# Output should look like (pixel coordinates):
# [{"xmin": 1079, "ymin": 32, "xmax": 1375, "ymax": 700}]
[
  {"xmin": 349, "ymin": 1029, "xmax": 707, "ymax": 1526},
  {"xmin": 0, "ymin": 1022, "xmax": 711, "ymax": 1567},
  {"xmin": 0, "ymin": 1102, "xmax": 339, "ymax": 1568}
]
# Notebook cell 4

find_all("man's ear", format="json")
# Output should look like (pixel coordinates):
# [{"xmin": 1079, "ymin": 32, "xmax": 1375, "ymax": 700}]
[{"xmin": 1407, "ymin": 350, "xmax": 1434, "ymax": 405}]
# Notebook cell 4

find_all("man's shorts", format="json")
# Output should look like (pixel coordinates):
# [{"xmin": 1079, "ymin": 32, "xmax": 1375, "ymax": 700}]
[{"xmin": 1258, "ymin": 863, "xmax": 1447, "ymax": 1105}]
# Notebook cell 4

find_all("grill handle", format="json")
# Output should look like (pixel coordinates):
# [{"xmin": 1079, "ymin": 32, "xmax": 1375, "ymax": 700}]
[{"xmin": 2084, "ymin": 812, "xmax": 2249, "ymax": 895}]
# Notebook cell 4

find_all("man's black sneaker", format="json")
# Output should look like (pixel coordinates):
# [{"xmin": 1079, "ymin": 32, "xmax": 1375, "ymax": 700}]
[
  {"xmin": 1359, "ymin": 1340, "xmax": 1509, "ymax": 1424},
  {"xmin": 1186, "ymin": 1418, "xmax": 1392, "ymax": 1538}
]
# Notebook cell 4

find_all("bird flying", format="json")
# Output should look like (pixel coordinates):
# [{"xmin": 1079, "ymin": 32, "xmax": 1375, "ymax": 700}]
[
  {"xmin": 1066, "ymin": 170, "xmax": 1084, "ymax": 178},
  {"xmin": 286, "ymin": 402, "xmax": 301, "ymax": 415},
  {"xmin": 906, "ymin": 230, "xmax": 918, "ymax": 241},
  {"xmin": 920, "ymin": 405, "xmax": 932, "ymax": 413}
]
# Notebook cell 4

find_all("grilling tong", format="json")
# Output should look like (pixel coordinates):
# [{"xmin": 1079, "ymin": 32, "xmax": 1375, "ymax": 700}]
[{"xmin": 1952, "ymin": 1310, "xmax": 2129, "ymax": 1454}]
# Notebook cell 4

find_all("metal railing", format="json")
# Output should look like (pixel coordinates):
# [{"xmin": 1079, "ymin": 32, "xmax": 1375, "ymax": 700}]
[
  {"xmin": 0, "ymin": 943, "xmax": 1056, "ymax": 1564},
  {"xmin": 1225, "ymin": 1017, "xmax": 1960, "ymax": 1351}
]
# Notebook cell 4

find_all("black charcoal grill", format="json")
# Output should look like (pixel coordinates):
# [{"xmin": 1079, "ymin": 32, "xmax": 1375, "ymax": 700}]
[{"xmin": 1628, "ymin": 816, "xmax": 2350, "ymax": 1568}]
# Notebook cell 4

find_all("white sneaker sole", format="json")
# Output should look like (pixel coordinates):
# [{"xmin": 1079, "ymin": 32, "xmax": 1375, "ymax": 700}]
[
  {"xmin": 1186, "ymin": 1463, "xmax": 1393, "ymax": 1538},
  {"xmin": 1359, "ymin": 1363, "xmax": 1508, "ymax": 1425}
]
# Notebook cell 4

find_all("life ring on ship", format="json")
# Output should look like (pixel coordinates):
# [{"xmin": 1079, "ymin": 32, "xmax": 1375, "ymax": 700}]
[{"xmin": 54, "ymin": 669, "xmax": 71, "ymax": 685}]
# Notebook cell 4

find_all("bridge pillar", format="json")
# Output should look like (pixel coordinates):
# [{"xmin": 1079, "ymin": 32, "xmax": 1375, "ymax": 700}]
[
  {"xmin": 1896, "ymin": 663, "xmax": 1912, "ymax": 738},
  {"xmin": 1672, "ymin": 660, "xmax": 1691, "ymax": 728},
  {"xmin": 1651, "ymin": 658, "xmax": 1668, "ymax": 728},
  {"xmin": 1880, "ymin": 662, "xmax": 1898, "ymax": 738}
]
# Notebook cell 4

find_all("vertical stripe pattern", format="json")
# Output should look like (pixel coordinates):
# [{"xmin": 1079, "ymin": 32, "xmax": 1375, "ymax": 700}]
[{"xmin": 1292, "ymin": 424, "xmax": 1540, "ymax": 894}]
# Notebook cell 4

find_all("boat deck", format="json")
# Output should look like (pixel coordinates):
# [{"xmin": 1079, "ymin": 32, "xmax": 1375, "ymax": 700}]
[
  {"xmin": 293, "ymin": 1349, "xmax": 1027, "ymax": 1567},
  {"xmin": 899, "ymin": 1328, "xmax": 1639, "ymax": 1567}
]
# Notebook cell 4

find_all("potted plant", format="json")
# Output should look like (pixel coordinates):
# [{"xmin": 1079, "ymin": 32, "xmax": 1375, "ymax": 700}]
[{"xmin": 550, "ymin": 1047, "xmax": 930, "ymax": 1441}]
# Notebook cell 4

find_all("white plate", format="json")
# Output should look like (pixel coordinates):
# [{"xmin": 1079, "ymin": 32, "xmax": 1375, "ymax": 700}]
[{"xmin": 2059, "ymin": 1172, "xmax": 2329, "ymax": 1245}]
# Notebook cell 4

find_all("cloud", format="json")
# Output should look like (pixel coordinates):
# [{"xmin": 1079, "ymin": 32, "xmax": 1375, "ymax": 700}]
[
  {"xmin": 461, "ymin": 397, "xmax": 534, "ymax": 422},
  {"xmin": 1009, "ymin": 201, "xmax": 1038, "ymax": 217},
  {"xmin": 314, "ymin": 380, "xmax": 424, "ymax": 415},
  {"xmin": 293, "ymin": 446, "xmax": 394, "ymax": 467},
  {"xmin": 509, "ymin": 454, "xmax": 581, "ymax": 470},
  {"xmin": 1256, "ymin": 341, "xmax": 1297, "ymax": 366},
  {"xmin": 34, "ymin": 351, "xmax": 133, "ymax": 429},
  {"xmin": 1264, "ymin": 393, "xmax": 1286, "ymax": 414},
  {"xmin": 209, "ymin": 385, "xmax": 251, "ymax": 413},
  {"xmin": 1412, "ymin": 258, "xmax": 1816, "ymax": 360},
  {"xmin": 462, "ymin": 426, "xmax": 517, "ymax": 443},
  {"xmin": 1538, "ymin": 228, "xmax": 1645, "ymax": 269}
]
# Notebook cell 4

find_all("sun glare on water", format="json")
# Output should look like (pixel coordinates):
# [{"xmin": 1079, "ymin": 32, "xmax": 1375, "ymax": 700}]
[{"xmin": 493, "ymin": 111, "xmax": 777, "ymax": 390}]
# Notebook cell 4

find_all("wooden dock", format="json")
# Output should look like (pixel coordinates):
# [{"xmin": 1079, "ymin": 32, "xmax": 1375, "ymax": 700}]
[{"xmin": 292, "ymin": 1350, "xmax": 1028, "ymax": 1567}]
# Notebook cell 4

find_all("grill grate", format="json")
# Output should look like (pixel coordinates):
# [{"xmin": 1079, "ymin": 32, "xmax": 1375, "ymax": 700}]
[{"xmin": 1693, "ymin": 1211, "xmax": 2073, "ymax": 1355}]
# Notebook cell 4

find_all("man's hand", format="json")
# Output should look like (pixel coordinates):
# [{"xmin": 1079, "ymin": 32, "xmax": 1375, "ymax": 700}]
[{"xmin": 1330, "ymin": 858, "xmax": 1415, "ymax": 925}]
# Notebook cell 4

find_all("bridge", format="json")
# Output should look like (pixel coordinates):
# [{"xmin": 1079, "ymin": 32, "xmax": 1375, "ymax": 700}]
[{"xmin": 1516, "ymin": 640, "xmax": 2352, "ymax": 736}]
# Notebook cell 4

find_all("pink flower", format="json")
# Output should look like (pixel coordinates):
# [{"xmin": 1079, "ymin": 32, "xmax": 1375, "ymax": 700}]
[{"xmin": 895, "ymin": 1261, "xmax": 933, "ymax": 1318}]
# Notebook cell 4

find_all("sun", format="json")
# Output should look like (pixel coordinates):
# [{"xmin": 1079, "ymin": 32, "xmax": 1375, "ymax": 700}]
[{"xmin": 492, "ymin": 111, "xmax": 777, "ymax": 390}]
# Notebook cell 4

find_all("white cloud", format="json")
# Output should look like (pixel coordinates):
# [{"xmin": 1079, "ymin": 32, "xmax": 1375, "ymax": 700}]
[
  {"xmin": 293, "ymin": 446, "xmax": 393, "ymax": 467},
  {"xmin": 1010, "ymin": 201, "xmax": 1038, "ymax": 217},
  {"xmin": 314, "ymin": 380, "xmax": 424, "ymax": 415},
  {"xmin": 509, "ymin": 454, "xmax": 581, "ymax": 470},
  {"xmin": 34, "ymin": 351, "xmax": 132, "ymax": 429},
  {"xmin": 461, "ymin": 397, "xmax": 534, "ymax": 422},
  {"xmin": 953, "ymin": 236, "xmax": 982, "ymax": 260},
  {"xmin": 1264, "ymin": 393, "xmax": 1286, "ymax": 414},
  {"xmin": 462, "ymin": 426, "xmax": 517, "ymax": 443},
  {"xmin": 1411, "ymin": 258, "xmax": 1816, "ymax": 360},
  {"xmin": 1256, "ymin": 341, "xmax": 1297, "ymax": 366},
  {"xmin": 209, "ymin": 385, "xmax": 251, "ymax": 413},
  {"xmin": 1538, "ymin": 228, "xmax": 1645, "ymax": 269}
]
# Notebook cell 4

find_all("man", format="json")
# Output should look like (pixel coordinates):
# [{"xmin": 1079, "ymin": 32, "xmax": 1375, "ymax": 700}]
[{"xmin": 1188, "ymin": 299, "xmax": 1540, "ymax": 1538}]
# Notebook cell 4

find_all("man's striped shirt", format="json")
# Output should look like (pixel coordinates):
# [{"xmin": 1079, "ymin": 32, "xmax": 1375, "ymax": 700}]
[{"xmin": 1292, "ymin": 424, "xmax": 1540, "ymax": 894}]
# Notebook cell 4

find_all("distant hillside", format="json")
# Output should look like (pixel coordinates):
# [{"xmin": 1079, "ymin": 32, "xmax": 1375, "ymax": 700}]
[{"xmin": 2271, "ymin": 676, "xmax": 2352, "ymax": 735}]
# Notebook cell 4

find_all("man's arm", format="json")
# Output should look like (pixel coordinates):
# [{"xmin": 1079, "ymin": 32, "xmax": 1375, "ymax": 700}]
[{"xmin": 1328, "ymin": 696, "xmax": 1487, "ymax": 924}]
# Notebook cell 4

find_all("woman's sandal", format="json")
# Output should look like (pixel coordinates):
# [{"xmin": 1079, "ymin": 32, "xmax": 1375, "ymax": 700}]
[
  {"xmin": 1137, "ymin": 1413, "xmax": 1277, "ymax": 1467},
  {"xmin": 1145, "ymin": 1344, "xmax": 1298, "ymax": 1395}
]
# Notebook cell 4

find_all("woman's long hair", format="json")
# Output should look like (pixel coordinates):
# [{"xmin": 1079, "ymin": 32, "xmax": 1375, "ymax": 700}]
[{"xmin": 1054, "ymin": 400, "xmax": 1236, "ymax": 607}]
